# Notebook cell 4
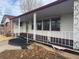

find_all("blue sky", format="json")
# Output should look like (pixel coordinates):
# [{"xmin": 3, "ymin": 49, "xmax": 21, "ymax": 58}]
[
  {"xmin": 43, "ymin": 0, "xmax": 57, "ymax": 5},
  {"xmin": 0, "ymin": 0, "xmax": 21, "ymax": 16},
  {"xmin": 0, "ymin": 0, "xmax": 22, "ymax": 23}
]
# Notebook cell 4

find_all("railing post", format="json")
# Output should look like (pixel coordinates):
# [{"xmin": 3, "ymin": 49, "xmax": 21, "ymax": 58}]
[
  {"xmin": 33, "ymin": 13, "xmax": 36, "ymax": 40},
  {"xmin": 27, "ymin": 33, "xmax": 28, "ymax": 44}
]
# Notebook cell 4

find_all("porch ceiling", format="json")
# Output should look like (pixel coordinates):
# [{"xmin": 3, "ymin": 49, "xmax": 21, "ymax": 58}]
[
  {"xmin": 36, "ymin": 0, "xmax": 73, "ymax": 20},
  {"xmin": 14, "ymin": 0, "xmax": 73, "ymax": 22}
]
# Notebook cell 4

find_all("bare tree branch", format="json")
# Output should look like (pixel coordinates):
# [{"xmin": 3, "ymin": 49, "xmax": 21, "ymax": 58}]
[{"xmin": 20, "ymin": 0, "xmax": 43, "ymax": 13}]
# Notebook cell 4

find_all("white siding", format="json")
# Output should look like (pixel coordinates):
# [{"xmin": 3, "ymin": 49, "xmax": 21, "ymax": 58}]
[
  {"xmin": 60, "ymin": 14, "xmax": 73, "ymax": 31},
  {"xmin": 13, "ymin": 22, "xmax": 27, "ymax": 33},
  {"xmin": 20, "ymin": 22, "xmax": 27, "ymax": 33},
  {"xmin": 13, "ymin": 22, "xmax": 18, "ymax": 33}
]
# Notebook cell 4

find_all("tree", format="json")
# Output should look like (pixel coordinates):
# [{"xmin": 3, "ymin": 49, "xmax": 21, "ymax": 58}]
[{"xmin": 20, "ymin": 0, "xmax": 43, "ymax": 13}]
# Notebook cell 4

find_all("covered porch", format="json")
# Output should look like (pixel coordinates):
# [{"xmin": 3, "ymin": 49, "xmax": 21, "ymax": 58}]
[{"xmin": 12, "ymin": 0, "xmax": 73, "ymax": 49}]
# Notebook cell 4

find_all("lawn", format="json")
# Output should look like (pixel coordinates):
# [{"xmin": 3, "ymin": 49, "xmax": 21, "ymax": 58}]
[{"xmin": 0, "ymin": 35, "xmax": 13, "ymax": 41}]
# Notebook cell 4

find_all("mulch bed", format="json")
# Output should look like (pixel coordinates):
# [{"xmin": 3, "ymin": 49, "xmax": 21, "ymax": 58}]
[{"xmin": 0, "ymin": 43, "xmax": 67, "ymax": 59}]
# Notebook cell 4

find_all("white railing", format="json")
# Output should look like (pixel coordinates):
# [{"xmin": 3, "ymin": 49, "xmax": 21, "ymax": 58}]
[
  {"xmin": 20, "ymin": 31, "xmax": 73, "ymax": 49},
  {"xmin": 35, "ymin": 31, "xmax": 73, "ymax": 40},
  {"xmin": 33, "ymin": 31, "xmax": 73, "ymax": 48},
  {"xmin": 19, "ymin": 30, "xmax": 73, "ymax": 40},
  {"xmin": 50, "ymin": 31, "xmax": 73, "ymax": 40}
]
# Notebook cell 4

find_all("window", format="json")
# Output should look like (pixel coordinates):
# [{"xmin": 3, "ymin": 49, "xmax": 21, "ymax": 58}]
[
  {"xmin": 20, "ymin": 22, "xmax": 23, "ymax": 26},
  {"xmin": 37, "ymin": 21, "xmax": 42, "ymax": 30},
  {"xmin": 55, "ymin": 20, "xmax": 60, "ymax": 31},
  {"xmin": 32, "ymin": 21, "xmax": 33, "ymax": 30},
  {"xmin": 43, "ymin": 20, "xmax": 49, "ymax": 30},
  {"xmin": 51, "ymin": 18, "xmax": 60, "ymax": 31},
  {"xmin": 31, "ymin": 17, "xmax": 60, "ymax": 31}
]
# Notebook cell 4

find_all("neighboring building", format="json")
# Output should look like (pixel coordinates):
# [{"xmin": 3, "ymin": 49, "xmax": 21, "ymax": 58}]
[
  {"xmin": 0, "ymin": 25, "xmax": 4, "ymax": 35},
  {"xmin": 10, "ymin": 0, "xmax": 79, "ymax": 51},
  {"xmin": 0, "ymin": 15, "xmax": 15, "ymax": 35}
]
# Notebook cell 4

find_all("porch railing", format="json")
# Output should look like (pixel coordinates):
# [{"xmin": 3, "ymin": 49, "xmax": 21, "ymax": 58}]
[
  {"xmin": 50, "ymin": 31, "xmax": 73, "ymax": 40},
  {"xmin": 20, "ymin": 31, "xmax": 73, "ymax": 49}
]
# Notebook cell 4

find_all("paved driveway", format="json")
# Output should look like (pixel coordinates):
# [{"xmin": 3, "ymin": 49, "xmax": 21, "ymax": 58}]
[{"xmin": 0, "ymin": 40, "xmax": 21, "ymax": 53}]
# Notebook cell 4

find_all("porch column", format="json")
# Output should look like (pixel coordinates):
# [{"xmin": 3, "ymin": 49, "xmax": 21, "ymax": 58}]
[
  {"xmin": 33, "ymin": 13, "xmax": 37, "ymax": 40},
  {"xmin": 18, "ymin": 18, "xmax": 21, "ymax": 36},
  {"xmin": 41, "ymin": 19, "xmax": 43, "ymax": 37},
  {"xmin": 10, "ymin": 20, "xmax": 13, "ymax": 36},
  {"xmin": 49, "ymin": 19, "xmax": 51, "ymax": 31},
  {"xmin": 48, "ymin": 19, "xmax": 51, "ymax": 42},
  {"xmin": 73, "ymin": 0, "xmax": 79, "ymax": 50},
  {"xmin": 13, "ymin": 21, "xmax": 17, "ymax": 37}
]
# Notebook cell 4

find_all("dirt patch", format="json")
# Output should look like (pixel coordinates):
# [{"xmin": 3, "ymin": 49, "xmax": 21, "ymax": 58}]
[{"xmin": 0, "ymin": 43, "xmax": 67, "ymax": 59}]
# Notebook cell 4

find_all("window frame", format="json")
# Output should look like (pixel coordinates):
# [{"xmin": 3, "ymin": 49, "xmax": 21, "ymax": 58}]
[
  {"xmin": 43, "ymin": 19, "xmax": 50, "ymax": 30},
  {"xmin": 36, "ymin": 20, "xmax": 42, "ymax": 30},
  {"xmin": 51, "ymin": 17, "xmax": 60, "ymax": 31}
]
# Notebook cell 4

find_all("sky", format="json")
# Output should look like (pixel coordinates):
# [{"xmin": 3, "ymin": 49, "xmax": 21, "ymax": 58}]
[
  {"xmin": 0, "ymin": 0, "xmax": 22, "ymax": 23},
  {"xmin": 0, "ymin": 0, "xmax": 21, "ymax": 16},
  {"xmin": 0, "ymin": 0, "xmax": 57, "ymax": 23},
  {"xmin": 43, "ymin": 0, "xmax": 57, "ymax": 5}
]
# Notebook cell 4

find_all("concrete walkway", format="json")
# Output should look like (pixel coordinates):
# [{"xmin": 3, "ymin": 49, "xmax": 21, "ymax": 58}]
[{"xmin": 0, "ymin": 40, "xmax": 21, "ymax": 53}]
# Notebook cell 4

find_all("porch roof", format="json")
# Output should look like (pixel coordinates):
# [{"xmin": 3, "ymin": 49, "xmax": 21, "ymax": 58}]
[{"xmin": 12, "ymin": 0, "xmax": 73, "ymax": 21}]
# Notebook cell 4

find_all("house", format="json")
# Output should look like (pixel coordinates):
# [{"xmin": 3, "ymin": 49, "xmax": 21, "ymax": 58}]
[
  {"xmin": 1, "ymin": 15, "xmax": 15, "ymax": 36},
  {"xmin": 9, "ymin": 0, "xmax": 79, "ymax": 51},
  {"xmin": 0, "ymin": 25, "xmax": 4, "ymax": 35}
]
